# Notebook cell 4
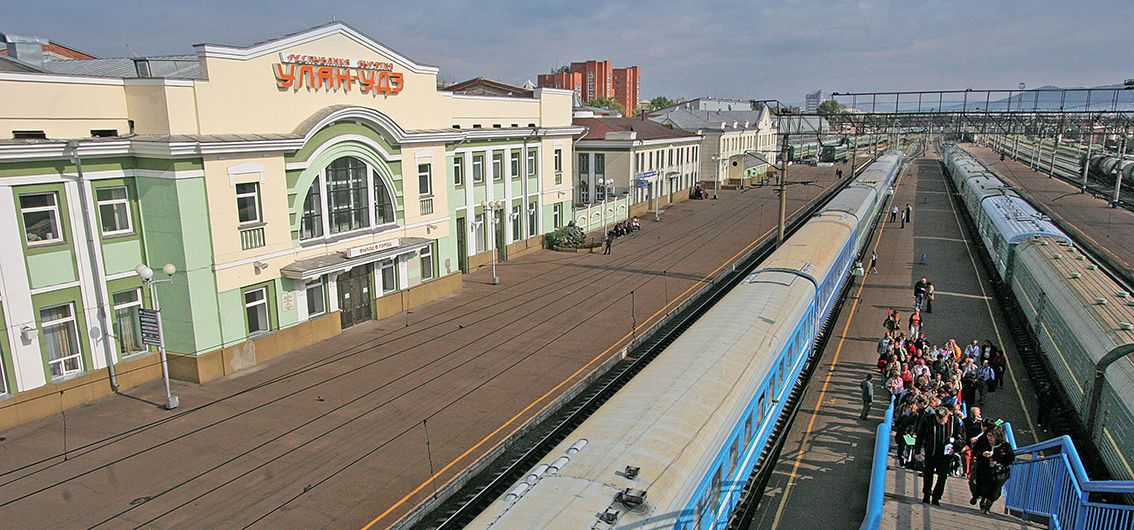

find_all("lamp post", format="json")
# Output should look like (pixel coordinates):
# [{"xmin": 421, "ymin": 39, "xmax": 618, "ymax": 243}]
[
  {"xmin": 135, "ymin": 262, "xmax": 179, "ymax": 410},
  {"xmin": 601, "ymin": 178, "xmax": 615, "ymax": 238},
  {"xmin": 480, "ymin": 200, "xmax": 503, "ymax": 284}
]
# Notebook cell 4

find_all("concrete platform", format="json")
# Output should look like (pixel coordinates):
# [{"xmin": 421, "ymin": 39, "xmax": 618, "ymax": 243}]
[
  {"xmin": 0, "ymin": 162, "xmax": 858, "ymax": 529},
  {"xmin": 965, "ymin": 144, "xmax": 1134, "ymax": 285},
  {"xmin": 749, "ymin": 150, "xmax": 1052, "ymax": 529}
]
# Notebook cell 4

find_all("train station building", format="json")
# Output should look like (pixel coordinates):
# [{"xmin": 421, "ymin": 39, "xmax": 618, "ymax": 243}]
[
  {"xmin": 572, "ymin": 117, "xmax": 701, "ymax": 228},
  {"xmin": 647, "ymin": 98, "xmax": 778, "ymax": 189},
  {"xmin": 0, "ymin": 22, "xmax": 580, "ymax": 418}
]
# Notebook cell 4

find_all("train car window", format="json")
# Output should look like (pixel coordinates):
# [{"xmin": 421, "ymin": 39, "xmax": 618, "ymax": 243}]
[
  {"xmin": 730, "ymin": 439, "xmax": 740, "ymax": 472},
  {"xmin": 694, "ymin": 498, "xmax": 703, "ymax": 530},
  {"xmin": 758, "ymin": 394, "xmax": 766, "ymax": 422},
  {"xmin": 745, "ymin": 414, "xmax": 753, "ymax": 443},
  {"xmin": 708, "ymin": 468, "xmax": 722, "ymax": 518}
]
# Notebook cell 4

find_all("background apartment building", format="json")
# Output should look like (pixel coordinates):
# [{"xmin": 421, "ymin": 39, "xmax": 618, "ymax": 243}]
[{"xmin": 538, "ymin": 60, "xmax": 640, "ymax": 115}]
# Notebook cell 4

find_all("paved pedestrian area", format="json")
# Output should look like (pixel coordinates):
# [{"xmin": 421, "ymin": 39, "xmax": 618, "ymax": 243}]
[
  {"xmin": 749, "ymin": 150, "xmax": 1051, "ymax": 529},
  {"xmin": 965, "ymin": 144, "xmax": 1134, "ymax": 286},
  {"xmin": 0, "ymin": 163, "xmax": 854, "ymax": 529}
]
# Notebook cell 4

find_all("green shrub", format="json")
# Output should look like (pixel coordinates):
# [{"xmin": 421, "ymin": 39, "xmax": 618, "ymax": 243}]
[{"xmin": 546, "ymin": 223, "xmax": 587, "ymax": 248}]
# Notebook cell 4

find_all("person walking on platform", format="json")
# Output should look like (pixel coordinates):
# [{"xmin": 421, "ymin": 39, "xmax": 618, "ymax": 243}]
[
  {"xmin": 915, "ymin": 406, "xmax": 966, "ymax": 505},
  {"xmin": 925, "ymin": 281, "xmax": 935, "ymax": 313},
  {"xmin": 962, "ymin": 407, "xmax": 985, "ymax": 476},
  {"xmin": 909, "ymin": 308, "xmax": 923, "ymax": 338},
  {"xmin": 904, "ymin": 203, "xmax": 914, "ymax": 226},
  {"xmin": 982, "ymin": 340, "xmax": 1001, "ymax": 391},
  {"xmin": 965, "ymin": 340, "xmax": 981, "ymax": 361},
  {"xmin": 971, "ymin": 424, "xmax": 1014, "ymax": 514},
  {"xmin": 603, "ymin": 231, "xmax": 613, "ymax": 255},
  {"xmin": 975, "ymin": 361, "xmax": 995, "ymax": 407},
  {"xmin": 890, "ymin": 205, "xmax": 899, "ymax": 223},
  {"xmin": 869, "ymin": 251, "xmax": 878, "ymax": 274},
  {"xmin": 860, "ymin": 373, "xmax": 875, "ymax": 420},
  {"xmin": 914, "ymin": 278, "xmax": 928, "ymax": 310}
]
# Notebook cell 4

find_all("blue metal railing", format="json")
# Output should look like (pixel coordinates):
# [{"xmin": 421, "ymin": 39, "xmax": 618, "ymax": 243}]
[
  {"xmin": 859, "ymin": 396, "xmax": 896, "ymax": 530},
  {"xmin": 1004, "ymin": 435, "xmax": 1134, "ymax": 530}
]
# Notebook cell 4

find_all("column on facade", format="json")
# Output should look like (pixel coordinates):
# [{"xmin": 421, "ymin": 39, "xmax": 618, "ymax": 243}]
[
  {"xmin": 504, "ymin": 147, "xmax": 515, "ymax": 243},
  {"xmin": 586, "ymin": 153, "xmax": 596, "ymax": 207},
  {"xmin": 485, "ymin": 149, "xmax": 496, "ymax": 253},
  {"xmin": 532, "ymin": 143, "xmax": 541, "ymax": 236},
  {"xmin": 0, "ymin": 186, "xmax": 44, "ymax": 391},
  {"xmin": 463, "ymin": 151, "xmax": 475, "ymax": 258},
  {"xmin": 63, "ymin": 179, "xmax": 115, "ymax": 373}
]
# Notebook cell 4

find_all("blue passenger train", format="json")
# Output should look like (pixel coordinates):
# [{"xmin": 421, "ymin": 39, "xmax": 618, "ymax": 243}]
[{"xmin": 466, "ymin": 151, "xmax": 907, "ymax": 529}]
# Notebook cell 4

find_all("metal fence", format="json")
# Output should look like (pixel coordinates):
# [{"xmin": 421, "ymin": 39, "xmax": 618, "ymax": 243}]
[
  {"xmin": 1004, "ymin": 435, "xmax": 1134, "ymax": 530},
  {"xmin": 859, "ymin": 396, "xmax": 896, "ymax": 530}
]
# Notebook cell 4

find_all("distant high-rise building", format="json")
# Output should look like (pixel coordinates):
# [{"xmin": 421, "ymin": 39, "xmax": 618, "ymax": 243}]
[
  {"xmin": 805, "ymin": 90, "xmax": 826, "ymax": 113},
  {"xmin": 538, "ymin": 60, "xmax": 639, "ymax": 113},
  {"xmin": 612, "ymin": 65, "xmax": 639, "ymax": 114}
]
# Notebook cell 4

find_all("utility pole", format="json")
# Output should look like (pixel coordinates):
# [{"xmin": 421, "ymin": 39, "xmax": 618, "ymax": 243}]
[
  {"xmin": 1082, "ymin": 133, "xmax": 1093, "ymax": 192},
  {"xmin": 1112, "ymin": 135, "xmax": 1126, "ymax": 208},
  {"xmin": 777, "ymin": 133, "xmax": 790, "ymax": 246}
]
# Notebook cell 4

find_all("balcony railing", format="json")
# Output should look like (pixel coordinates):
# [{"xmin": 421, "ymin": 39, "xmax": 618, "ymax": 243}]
[
  {"xmin": 420, "ymin": 197, "xmax": 434, "ymax": 215},
  {"xmin": 240, "ymin": 225, "xmax": 265, "ymax": 250}
]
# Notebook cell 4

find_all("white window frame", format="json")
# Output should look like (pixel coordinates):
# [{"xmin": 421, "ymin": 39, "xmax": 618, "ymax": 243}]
[
  {"xmin": 21, "ymin": 192, "xmax": 63, "ymax": 245},
  {"xmin": 420, "ymin": 246, "xmax": 434, "ymax": 281},
  {"xmin": 301, "ymin": 157, "xmax": 399, "ymax": 242},
  {"xmin": 510, "ymin": 151, "xmax": 521, "ymax": 180},
  {"xmin": 472, "ymin": 154, "xmax": 484, "ymax": 183},
  {"xmin": 492, "ymin": 152, "xmax": 504, "ymax": 181},
  {"xmin": 305, "ymin": 279, "xmax": 326, "ymax": 317},
  {"xmin": 379, "ymin": 260, "xmax": 397, "ymax": 294},
  {"xmin": 112, "ymin": 288, "xmax": 146, "ymax": 356},
  {"xmin": 244, "ymin": 287, "xmax": 270, "ymax": 335},
  {"xmin": 41, "ymin": 303, "xmax": 83, "ymax": 379},
  {"xmin": 511, "ymin": 205, "xmax": 521, "ymax": 242},
  {"xmin": 553, "ymin": 149, "xmax": 563, "ymax": 184},
  {"xmin": 526, "ymin": 148, "xmax": 537, "ymax": 177},
  {"xmin": 553, "ymin": 204, "xmax": 562, "ymax": 229},
  {"xmin": 418, "ymin": 163, "xmax": 433, "ymax": 196},
  {"xmin": 474, "ymin": 212, "xmax": 486, "ymax": 253},
  {"xmin": 453, "ymin": 157, "xmax": 464, "ymax": 186},
  {"xmin": 96, "ymin": 186, "xmax": 134, "ymax": 236},
  {"xmin": 235, "ymin": 182, "xmax": 261, "ymax": 225}
]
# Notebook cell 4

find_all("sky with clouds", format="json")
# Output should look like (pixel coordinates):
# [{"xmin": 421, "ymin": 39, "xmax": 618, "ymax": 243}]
[{"xmin": 4, "ymin": 0, "xmax": 1129, "ymax": 104}]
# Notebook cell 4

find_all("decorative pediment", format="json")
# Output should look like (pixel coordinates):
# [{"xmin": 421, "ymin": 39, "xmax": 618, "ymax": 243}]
[{"xmin": 194, "ymin": 21, "xmax": 439, "ymax": 75}]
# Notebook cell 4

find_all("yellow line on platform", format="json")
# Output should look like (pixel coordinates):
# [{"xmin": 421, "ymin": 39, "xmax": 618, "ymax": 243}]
[
  {"xmin": 770, "ymin": 167, "xmax": 901, "ymax": 528},
  {"xmin": 365, "ymin": 217, "xmax": 783, "ymax": 530},
  {"xmin": 941, "ymin": 161, "xmax": 1039, "ymax": 445}
]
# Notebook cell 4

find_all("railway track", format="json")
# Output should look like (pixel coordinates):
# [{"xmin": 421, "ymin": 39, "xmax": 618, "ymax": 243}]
[
  {"xmin": 989, "ymin": 137, "xmax": 1134, "ymax": 211},
  {"xmin": 412, "ymin": 156, "xmax": 881, "ymax": 530}
]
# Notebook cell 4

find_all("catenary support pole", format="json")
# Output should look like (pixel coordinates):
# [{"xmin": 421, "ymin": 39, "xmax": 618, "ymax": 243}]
[{"xmin": 777, "ymin": 133, "xmax": 789, "ymax": 246}]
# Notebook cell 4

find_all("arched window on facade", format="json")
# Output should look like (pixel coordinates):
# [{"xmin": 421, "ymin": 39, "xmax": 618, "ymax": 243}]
[{"xmin": 300, "ymin": 155, "xmax": 397, "ymax": 241}]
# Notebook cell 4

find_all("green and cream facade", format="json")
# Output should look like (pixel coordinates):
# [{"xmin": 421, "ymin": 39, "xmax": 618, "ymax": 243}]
[{"xmin": 0, "ymin": 22, "xmax": 578, "ymax": 402}]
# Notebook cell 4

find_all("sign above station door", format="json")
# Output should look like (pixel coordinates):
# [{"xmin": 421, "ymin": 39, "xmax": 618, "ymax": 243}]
[
  {"xmin": 273, "ymin": 53, "xmax": 405, "ymax": 95},
  {"xmin": 342, "ymin": 238, "xmax": 401, "ymax": 259}
]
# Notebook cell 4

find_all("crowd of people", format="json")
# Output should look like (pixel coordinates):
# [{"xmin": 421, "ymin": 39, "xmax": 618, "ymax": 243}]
[
  {"xmin": 863, "ymin": 278, "xmax": 1015, "ymax": 515},
  {"xmin": 602, "ymin": 217, "xmax": 641, "ymax": 255},
  {"xmin": 689, "ymin": 184, "xmax": 710, "ymax": 200}
]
